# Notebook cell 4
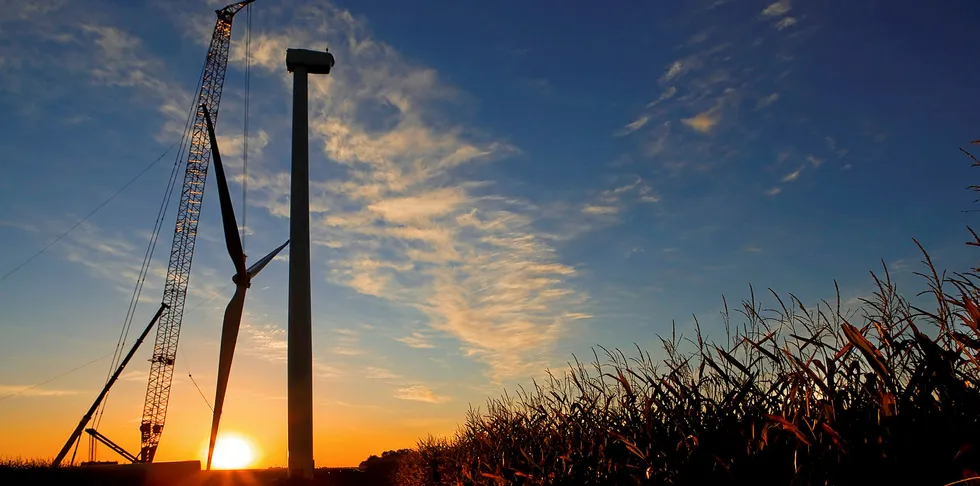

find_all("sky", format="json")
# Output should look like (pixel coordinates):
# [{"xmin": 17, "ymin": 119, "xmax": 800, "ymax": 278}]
[{"xmin": 1, "ymin": 0, "xmax": 979, "ymax": 469}]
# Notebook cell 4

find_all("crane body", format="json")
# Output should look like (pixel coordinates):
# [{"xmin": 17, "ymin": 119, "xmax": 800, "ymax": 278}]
[{"xmin": 138, "ymin": 0, "xmax": 254, "ymax": 463}]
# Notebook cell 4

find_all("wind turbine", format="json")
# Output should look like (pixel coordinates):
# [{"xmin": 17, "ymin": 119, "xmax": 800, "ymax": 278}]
[{"xmin": 201, "ymin": 104, "xmax": 289, "ymax": 471}]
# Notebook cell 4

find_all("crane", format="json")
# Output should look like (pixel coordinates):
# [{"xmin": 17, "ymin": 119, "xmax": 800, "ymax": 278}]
[
  {"xmin": 139, "ymin": 0, "xmax": 254, "ymax": 463},
  {"xmin": 51, "ymin": 304, "xmax": 169, "ymax": 467},
  {"xmin": 49, "ymin": 0, "xmax": 255, "ymax": 467}
]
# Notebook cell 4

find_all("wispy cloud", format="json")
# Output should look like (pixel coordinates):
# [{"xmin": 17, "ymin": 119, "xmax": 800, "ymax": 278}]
[
  {"xmin": 54, "ymin": 221, "xmax": 167, "ymax": 298},
  {"xmin": 760, "ymin": 1, "xmax": 791, "ymax": 18},
  {"xmin": 332, "ymin": 346, "xmax": 363, "ymax": 356},
  {"xmin": 781, "ymin": 165, "xmax": 805, "ymax": 183},
  {"xmin": 229, "ymin": 4, "xmax": 590, "ymax": 382},
  {"xmin": 0, "ymin": 0, "xmax": 70, "ymax": 21},
  {"xmin": 598, "ymin": 178, "xmax": 660, "ymax": 205},
  {"xmin": 0, "ymin": 220, "xmax": 39, "ymax": 233},
  {"xmin": 78, "ymin": 23, "xmax": 191, "ymax": 139},
  {"xmin": 119, "ymin": 370, "xmax": 145, "ymax": 382},
  {"xmin": 660, "ymin": 61, "xmax": 687, "ymax": 83},
  {"xmin": 330, "ymin": 327, "xmax": 363, "ymax": 356},
  {"xmin": 242, "ymin": 323, "xmax": 287, "ymax": 363},
  {"xmin": 0, "ymin": 384, "xmax": 79, "ymax": 398},
  {"xmin": 616, "ymin": 115, "xmax": 650, "ymax": 136},
  {"xmin": 647, "ymin": 86, "xmax": 677, "ymax": 108},
  {"xmin": 775, "ymin": 17, "xmax": 798, "ymax": 30},
  {"xmin": 755, "ymin": 92, "xmax": 780, "ymax": 110},
  {"xmin": 315, "ymin": 362, "xmax": 345, "ymax": 379},
  {"xmin": 47, "ymin": 219, "xmax": 231, "ymax": 308},
  {"xmin": 759, "ymin": 1, "xmax": 796, "ymax": 31},
  {"xmin": 573, "ymin": 178, "xmax": 660, "ymax": 227},
  {"xmin": 682, "ymin": 110, "xmax": 720, "ymax": 133},
  {"xmin": 394, "ymin": 384, "xmax": 449, "ymax": 404},
  {"xmin": 215, "ymin": 130, "xmax": 270, "ymax": 160},
  {"xmin": 395, "ymin": 331, "xmax": 435, "ymax": 349},
  {"xmin": 614, "ymin": 0, "xmax": 825, "ymax": 179},
  {"xmin": 364, "ymin": 367, "xmax": 400, "ymax": 380},
  {"xmin": 582, "ymin": 205, "xmax": 619, "ymax": 215},
  {"xmin": 81, "ymin": 24, "xmax": 166, "ymax": 92}
]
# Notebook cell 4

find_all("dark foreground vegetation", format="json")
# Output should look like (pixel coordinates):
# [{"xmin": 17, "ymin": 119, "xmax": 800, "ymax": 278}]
[
  {"xmin": 393, "ymin": 152, "xmax": 980, "ymax": 485},
  {"xmin": 397, "ymin": 248, "xmax": 980, "ymax": 486}
]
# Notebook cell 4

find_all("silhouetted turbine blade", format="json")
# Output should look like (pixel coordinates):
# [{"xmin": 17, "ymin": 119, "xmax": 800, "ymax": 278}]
[
  {"xmin": 246, "ymin": 240, "xmax": 290, "ymax": 279},
  {"xmin": 201, "ymin": 104, "xmax": 246, "ymax": 278},
  {"xmin": 206, "ymin": 286, "xmax": 247, "ymax": 471}
]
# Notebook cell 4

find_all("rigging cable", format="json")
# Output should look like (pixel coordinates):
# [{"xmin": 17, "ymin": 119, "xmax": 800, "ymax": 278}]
[
  {"xmin": 176, "ymin": 347, "xmax": 214, "ymax": 413},
  {"xmin": 189, "ymin": 372, "xmax": 213, "ymax": 412},
  {"xmin": 177, "ymin": 282, "xmax": 233, "ymax": 413},
  {"xmin": 0, "ymin": 143, "xmax": 178, "ymax": 285},
  {"xmin": 242, "ymin": 2, "xmax": 252, "ymax": 254},
  {"xmin": 69, "ymin": 434, "xmax": 80, "ymax": 466},
  {"xmin": 0, "ymin": 350, "xmax": 115, "ymax": 402},
  {"xmin": 92, "ymin": 54, "xmax": 211, "ymax": 436}
]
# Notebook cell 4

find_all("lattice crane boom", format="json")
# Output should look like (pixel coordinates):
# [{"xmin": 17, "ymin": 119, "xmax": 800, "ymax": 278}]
[{"xmin": 139, "ymin": 0, "xmax": 254, "ymax": 463}]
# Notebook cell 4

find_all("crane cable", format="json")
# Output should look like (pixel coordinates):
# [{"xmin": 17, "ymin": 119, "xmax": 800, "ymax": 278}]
[
  {"xmin": 242, "ymin": 2, "xmax": 252, "ymax": 254},
  {"xmin": 178, "ymin": 345, "xmax": 214, "ymax": 413},
  {"xmin": 0, "ymin": 350, "xmax": 115, "ymax": 402},
  {"xmin": 0, "ymin": 143, "xmax": 177, "ymax": 285},
  {"xmin": 90, "ymin": 47, "xmax": 211, "ymax": 442}
]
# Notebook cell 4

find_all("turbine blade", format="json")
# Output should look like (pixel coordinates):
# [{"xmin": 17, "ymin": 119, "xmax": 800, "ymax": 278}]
[
  {"xmin": 246, "ymin": 240, "xmax": 290, "ymax": 279},
  {"xmin": 201, "ymin": 104, "xmax": 246, "ymax": 278},
  {"xmin": 206, "ymin": 286, "xmax": 247, "ymax": 471}
]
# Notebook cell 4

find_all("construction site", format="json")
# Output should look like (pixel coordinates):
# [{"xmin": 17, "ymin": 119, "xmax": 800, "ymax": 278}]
[
  {"xmin": 4, "ymin": 1, "xmax": 342, "ymax": 484},
  {"xmin": 5, "ymin": 1, "xmax": 980, "ymax": 485}
]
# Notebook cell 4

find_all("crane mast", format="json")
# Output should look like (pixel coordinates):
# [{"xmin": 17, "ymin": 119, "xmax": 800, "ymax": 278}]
[{"xmin": 139, "ymin": 0, "xmax": 254, "ymax": 463}]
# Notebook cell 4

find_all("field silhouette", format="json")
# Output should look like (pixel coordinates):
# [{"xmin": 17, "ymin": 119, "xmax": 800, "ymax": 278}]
[
  {"xmin": 391, "ymin": 151, "xmax": 980, "ymax": 485},
  {"xmin": 7, "ymin": 150, "xmax": 980, "ymax": 486}
]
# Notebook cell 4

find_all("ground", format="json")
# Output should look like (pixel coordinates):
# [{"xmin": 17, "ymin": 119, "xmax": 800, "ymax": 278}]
[{"xmin": 0, "ymin": 465, "xmax": 396, "ymax": 486}]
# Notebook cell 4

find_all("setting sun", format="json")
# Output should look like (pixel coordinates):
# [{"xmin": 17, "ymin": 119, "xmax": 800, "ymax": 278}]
[{"xmin": 207, "ymin": 434, "xmax": 257, "ymax": 470}]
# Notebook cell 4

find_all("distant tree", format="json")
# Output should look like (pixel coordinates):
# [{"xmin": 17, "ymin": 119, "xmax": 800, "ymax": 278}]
[{"xmin": 357, "ymin": 449, "xmax": 413, "ymax": 486}]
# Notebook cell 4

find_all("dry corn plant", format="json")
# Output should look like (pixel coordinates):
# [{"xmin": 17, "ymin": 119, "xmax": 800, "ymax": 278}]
[{"xmin": 397, "ymin": 230, "xmax": 980, "ymax": 486}]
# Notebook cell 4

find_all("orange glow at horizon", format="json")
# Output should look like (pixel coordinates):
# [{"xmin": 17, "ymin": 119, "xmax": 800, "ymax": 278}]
[{"xmin": 0, "ymin": 360, "xmax": 469, "ymax": 470}]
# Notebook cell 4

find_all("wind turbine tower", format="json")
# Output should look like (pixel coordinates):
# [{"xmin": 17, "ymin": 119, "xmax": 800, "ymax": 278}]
[{"xmin": 285, "ymin": 47, "xmax": 335, "ymax": 480}]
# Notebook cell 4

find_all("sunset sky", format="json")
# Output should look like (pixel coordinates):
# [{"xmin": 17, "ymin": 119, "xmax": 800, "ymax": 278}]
[{"xmin": 1, "ymin": 0, "xmax": 979, "ymax": 468}]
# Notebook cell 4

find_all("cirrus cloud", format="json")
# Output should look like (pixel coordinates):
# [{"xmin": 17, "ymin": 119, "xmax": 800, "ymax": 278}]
[
  {"xmin": 394, "ymin": 384, "xmax": 449, "ymax": 404},
  {"xmin": 224, "ymin": 3, "xmax": 590, "ymax": 383}
]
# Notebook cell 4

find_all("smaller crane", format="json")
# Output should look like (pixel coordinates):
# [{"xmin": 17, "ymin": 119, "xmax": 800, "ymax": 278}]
[{"xmin": 51, "ymin": 304, "xmax": 168, "ymax": 467}]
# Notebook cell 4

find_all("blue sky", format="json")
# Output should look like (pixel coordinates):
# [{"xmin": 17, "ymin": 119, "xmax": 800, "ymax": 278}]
[{"xmin": 1, "ymin": 0, "xmax": 979, "ymax": 467}]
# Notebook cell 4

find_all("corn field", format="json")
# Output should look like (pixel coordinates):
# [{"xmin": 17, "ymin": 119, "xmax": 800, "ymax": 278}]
[{"xmin": 396, "ymin": 231, "xmax": 980, "ymax": 485}]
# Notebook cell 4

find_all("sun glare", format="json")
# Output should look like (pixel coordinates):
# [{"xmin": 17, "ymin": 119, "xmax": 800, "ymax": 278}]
[{"xmin": 208, "ymin": 434, "xmax": 256, "ymax": 470}]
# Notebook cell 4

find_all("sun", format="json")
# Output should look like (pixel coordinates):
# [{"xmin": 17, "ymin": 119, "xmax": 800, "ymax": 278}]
[{"xmin": 209, "ymin": 433, "xmax": 257, "ymax": 470}]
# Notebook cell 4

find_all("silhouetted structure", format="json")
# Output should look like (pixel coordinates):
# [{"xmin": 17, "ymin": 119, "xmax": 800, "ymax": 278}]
[
  {"xmin": 201, "ymin": 104, "xmax": 289, "ymax": 471},
  {"xmin": 285, "ymin": 47, "xmax": 335, "ymax": 479},
  {"xmin": 138, "ymin": 0, "xmax": 254, "ymax": 463}
]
